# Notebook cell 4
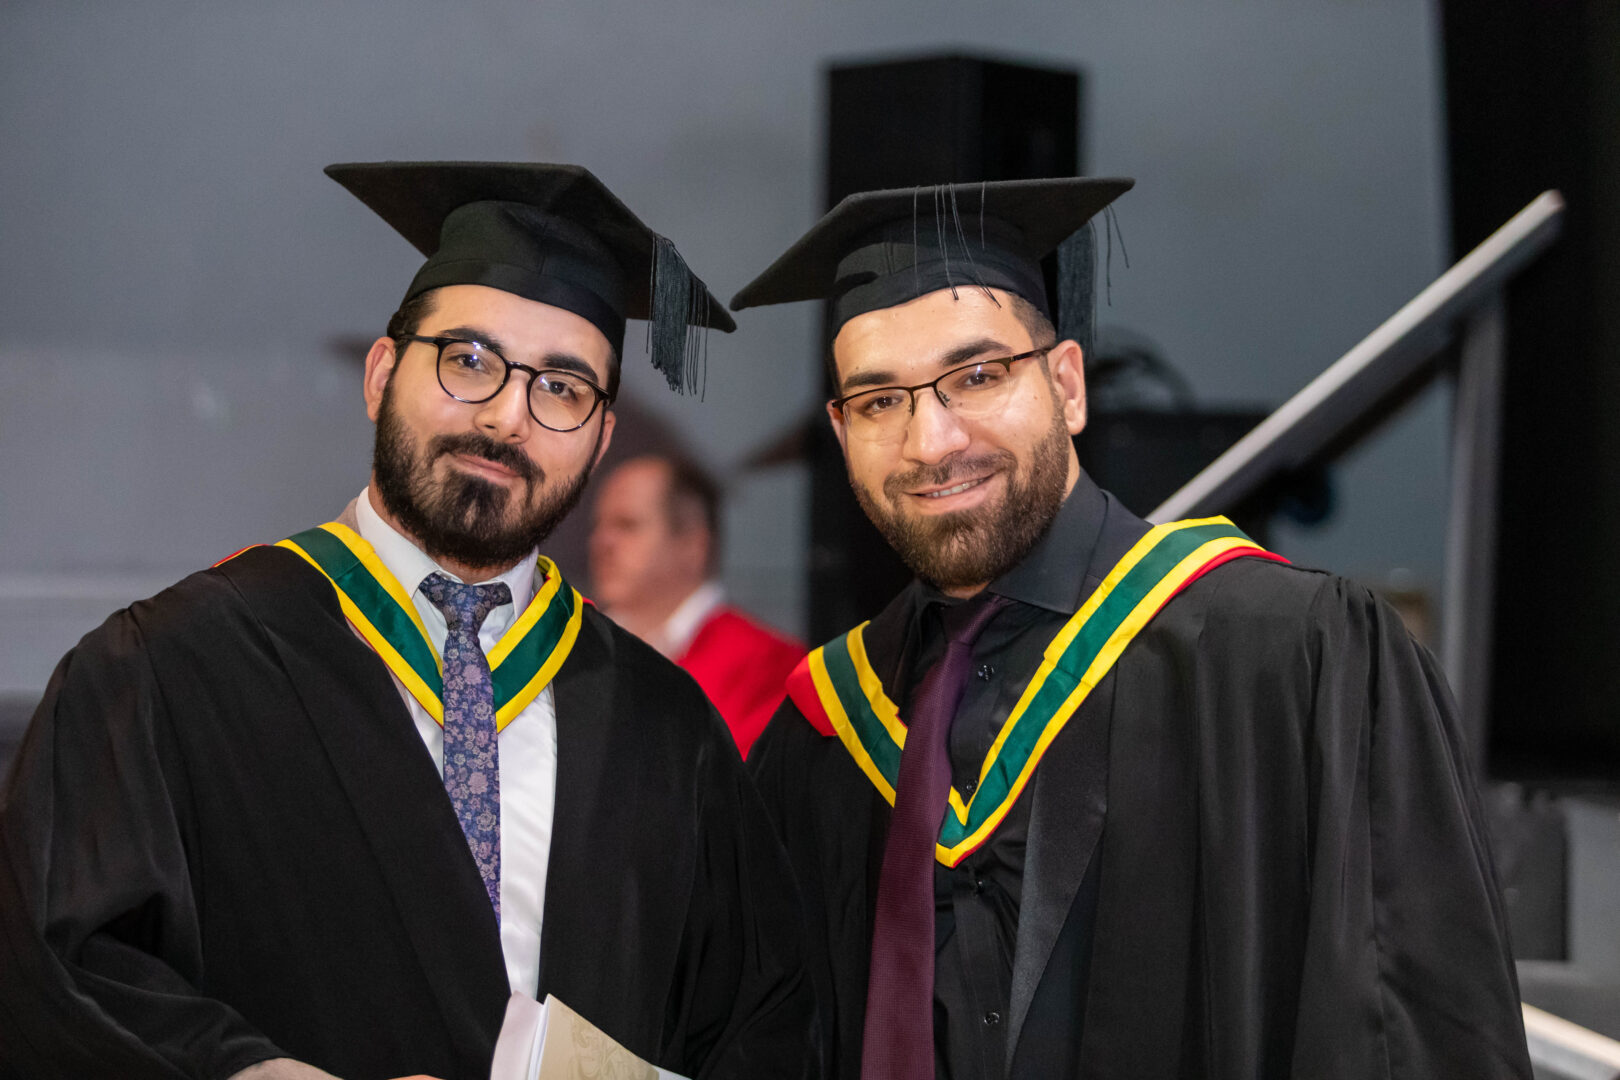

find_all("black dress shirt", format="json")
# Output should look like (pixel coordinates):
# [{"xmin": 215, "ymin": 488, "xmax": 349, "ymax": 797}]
[{"xmin": 890, "ymin": 481, "xmax": 1109, "ymax": 1080}]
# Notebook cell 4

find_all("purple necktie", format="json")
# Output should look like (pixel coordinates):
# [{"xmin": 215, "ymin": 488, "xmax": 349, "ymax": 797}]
[
  {"xmin": 861, "ymin": 593, "xmax": 1009, "ymax": 1080},
  {"xmin": 420, "ymin": 572, "xmax": 512, "ymax": 921}
]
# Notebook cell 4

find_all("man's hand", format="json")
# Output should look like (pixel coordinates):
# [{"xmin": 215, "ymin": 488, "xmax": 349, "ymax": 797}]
[
  {"xmin": 230, "ymin": 1056, "xmax": 446, "ymax": 1080},
  {"xmin": 230, "ymin": 1060, "xmax": 341, "ymax": 1080}
]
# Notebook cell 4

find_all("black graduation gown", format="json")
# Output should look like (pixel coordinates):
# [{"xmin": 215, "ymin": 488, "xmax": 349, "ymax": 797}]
[
  {"xmin": 0, "ymin": 545, "xmax": 814, "ymax": 1080},
  {"xmin": 750, "ymin": 485, "xmax": 1530, "ymax": 1080}
]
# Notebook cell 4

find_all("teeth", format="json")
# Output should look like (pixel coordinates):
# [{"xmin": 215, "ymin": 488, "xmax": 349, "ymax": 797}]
[{"xmin": 923, "ymin": 478, "xmax": 983, "ymax": 498}]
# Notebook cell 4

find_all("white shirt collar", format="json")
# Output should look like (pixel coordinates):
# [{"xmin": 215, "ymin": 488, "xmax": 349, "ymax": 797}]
[
  {"xmin": 656, "ymin": 580, "xmax": 726, "ymax": 659},
  {"xmin": 354, "ymin": 487, "xmax": 538, "ymax": 618}
]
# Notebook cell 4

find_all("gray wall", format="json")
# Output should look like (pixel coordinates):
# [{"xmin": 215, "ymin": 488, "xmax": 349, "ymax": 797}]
[{"xmin": 1, "ymin": 0, "xmax": 1451, "ymax": 694}]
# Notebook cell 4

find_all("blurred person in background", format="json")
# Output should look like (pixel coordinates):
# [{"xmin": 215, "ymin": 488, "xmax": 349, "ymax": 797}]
[
  {"xmin": 589, "ymin": 454, "xmax": 804, "ymax": 758},
  {"xmin": 733, "ymin": 177, "xmax": 1530, "ymax": 1080},
  {"xmin": 0, "ymin": 162, "xmax": 812, "ymax": 1080}
]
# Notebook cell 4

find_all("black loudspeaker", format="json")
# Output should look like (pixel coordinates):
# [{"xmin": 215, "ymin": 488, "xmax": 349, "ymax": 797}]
[
  {"xmin": 1077, "ymin": 410, "xmax": 1273, "ymax": 525},
  {"xmin": 1443, "ymin": 1, "xmax": 1620, "ymax": 784},
  {"xmin": 810, "ymin": 55, "xmax": 1083, "ymax": 642},
  {"xmin": 826, "ymin": 55, "xmax": 1081, "ymax": 205}
]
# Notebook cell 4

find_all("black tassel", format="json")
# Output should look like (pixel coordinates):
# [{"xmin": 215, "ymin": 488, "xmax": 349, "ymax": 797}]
[
  {"xmin": 650, "ymin": 235, "xmax": 702, "ymax": 394},
  {"xmin": 1101, "ymin": 205, "xmax": 1130, "ymax": 305},
  {"xmin": 911, "ymin": 188, "xmax": 921, "ymax": 301},
  {"xmin": 949, "ymin": 185, "xmax": 995, "ymax": 304},
  {"xmin": 934, "ymin": 186, "xmax": 956, "ymax": 298},
  {"xmin": 1056, "ymin": 222, "xmax": 1097, "ymax": 360}
]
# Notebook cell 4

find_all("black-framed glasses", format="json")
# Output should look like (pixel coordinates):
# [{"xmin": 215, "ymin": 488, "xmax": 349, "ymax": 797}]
[
  {"xmin": 398, "ymin": 335, "xmax": 612, "ymax": 433},
  {"xmin": 830, "ymin": 347, "xmax": 1051, "ymax": 442}
]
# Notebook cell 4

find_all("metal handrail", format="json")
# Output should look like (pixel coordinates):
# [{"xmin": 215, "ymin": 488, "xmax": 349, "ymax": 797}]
[
  {"xmin": 1524, "ymin": 1002, "xmax": 1620, "ymax": 1080},
  {"xmin": 1151, "ymin": 191, "xmax": 1565, "ymax": 523}
]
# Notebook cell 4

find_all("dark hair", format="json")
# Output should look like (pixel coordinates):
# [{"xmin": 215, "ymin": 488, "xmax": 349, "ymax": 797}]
[
  {"xmin": 384, "ymin": 287, "xmax": 623, "ymax": 401},
  {"xmin": 661, "ymin": 456, "xmax": 722, "ymax": 575},
  {"xmin": 824, "ymin": 289, "xmax": 1060, "ymax": 396},
  {"xmin": 1006, "ymin": 292, "xmax": 1058, "ymax": 350},
  {"xmin": 386, "ymin": 289, "xmax": 439, "ymax": 343}
]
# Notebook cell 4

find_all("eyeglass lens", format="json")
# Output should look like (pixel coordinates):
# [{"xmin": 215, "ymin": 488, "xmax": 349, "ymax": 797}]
[
  {"xmin": 842, "ymin": 359, "xmax": 1020, "ymax": 440},
  {"xmin": 436, "ymin": 341, "xmax": 600, "ymax": 431}
]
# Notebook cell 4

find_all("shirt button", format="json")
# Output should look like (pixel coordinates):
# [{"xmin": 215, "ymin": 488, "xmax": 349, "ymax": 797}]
[
  {"xmin": 976, "ymin": 663, "xmax": 995, "ymax": 681},
  {"xmin": 983, "ymin": 1010, "xmax": 1001, "ymax": 1027},
  {"xmin": 962, "ymin": 778, "xmax": 978, "ymax": 796},
  {"xmin": 972, "ymin": 876, "xmax": 986, "ymax": 894}
]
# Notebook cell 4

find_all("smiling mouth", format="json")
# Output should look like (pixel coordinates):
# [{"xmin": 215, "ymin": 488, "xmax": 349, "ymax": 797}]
[{"xmin": 915, "ymin": 476, "xmax": 990, "ymax": 499}]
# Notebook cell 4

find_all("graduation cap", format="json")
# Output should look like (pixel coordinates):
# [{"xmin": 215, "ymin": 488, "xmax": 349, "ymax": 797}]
[
  {"xmin": 326, "ymin": 161, "xmax": 735, "ymax": 394},
  {"xmin": 729, "ymin": 177, "xmax": 1134, "ymax": 350}
]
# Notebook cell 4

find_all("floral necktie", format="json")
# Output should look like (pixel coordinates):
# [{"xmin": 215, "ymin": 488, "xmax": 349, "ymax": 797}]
[{"xmin": 420, "ymin": 572, "xmax": 512, "ymax": 920}]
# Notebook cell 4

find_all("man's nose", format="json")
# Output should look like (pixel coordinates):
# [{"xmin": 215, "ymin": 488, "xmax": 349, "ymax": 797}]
[
  {"xmin": 901, "ymin": 388, "xmax": 970, "ymax": 464},
  {"xmin": 474, "ymin": 376, "xmax": 534, "ymax": 442}
]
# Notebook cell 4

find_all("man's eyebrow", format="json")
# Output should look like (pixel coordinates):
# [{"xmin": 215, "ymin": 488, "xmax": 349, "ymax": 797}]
[
  {"xmin": 536, "ymin": 352, "xmax": 602, "ymax": 382},
  {"xmin": 938, "ymin": 338, "xmax": 1013, "ymax": 368},
  {"xmin": 838, "ymin": 338, "xmax": 1013, "ymax": 394},
  {"xmin": 433, "ymin": 326, "xmax": 510, "ymax": 356},
  {"xmin": 840, "ymin": 368, "xmax": 901, "ymax": 393},
  {"xmin": 432, "ymin": 327, "xmax": 604, "ymax": 383}
]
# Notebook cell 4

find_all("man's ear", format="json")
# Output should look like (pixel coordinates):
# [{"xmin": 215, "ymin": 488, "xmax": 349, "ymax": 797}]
[
  {"xmin": 362, "ymin": 337, "xmax": 399, "ymax": 422},
  {"xmin": 1047, "ymin": 339, "xmax": 1087, "ymax": 435},
  {"xmin": 824, "ymin": 342, "xmax": 852, "ymax": 454},
  {"xmin": 825, "ymin": 400, "xmax": 849, "ymax": 455},
  {"xmin": 592, "ymin": 409, "xmax": 617, "ymax": 467}
]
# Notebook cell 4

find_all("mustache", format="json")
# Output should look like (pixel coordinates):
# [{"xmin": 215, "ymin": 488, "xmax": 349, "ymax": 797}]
[
  {"xmin": 428, "ymin": 431, "xmax": 539, "ymax": 482},
  {"xmin": 883, "ymin": 451, "xmax": 1015, "ymax": 499}
]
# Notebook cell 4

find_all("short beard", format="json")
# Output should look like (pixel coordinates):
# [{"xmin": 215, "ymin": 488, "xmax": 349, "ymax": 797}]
[
  {"xmin": 851, "ymin": 404, "xmax": 1071, "ymax": 592},
  {"xmin": 371, "ymin": 378, "xmax": 598, "ymax": 571}
]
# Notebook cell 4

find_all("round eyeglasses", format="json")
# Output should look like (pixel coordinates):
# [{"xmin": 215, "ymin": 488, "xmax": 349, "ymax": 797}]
[
  {"xmin": 398, "ymin": 335, "xmax": 612, "ymax": 433},
  {"xmin": 830, "ymin": 347, "xmax": 1051, "ymax": 442}
]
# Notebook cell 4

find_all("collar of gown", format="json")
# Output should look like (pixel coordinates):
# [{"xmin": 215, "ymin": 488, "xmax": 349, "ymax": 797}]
[{"xmin": 353, "ymin": 486, "xmax": 540, "ymax": 630}]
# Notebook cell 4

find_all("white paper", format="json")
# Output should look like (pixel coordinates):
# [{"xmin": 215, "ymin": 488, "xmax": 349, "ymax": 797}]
[{"xmin": 490, "ymin": 992, "xmax": 689, "ymax": 1080}]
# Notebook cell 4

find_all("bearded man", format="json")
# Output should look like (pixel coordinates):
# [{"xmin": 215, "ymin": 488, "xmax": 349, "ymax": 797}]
[
  {"xmin": 0, "ymin": 163, "xmax": 813, "ymax": 1080},
  {"xmin": 731, "ymin": 178, "xmax": 1530, "ymax": 1080}
]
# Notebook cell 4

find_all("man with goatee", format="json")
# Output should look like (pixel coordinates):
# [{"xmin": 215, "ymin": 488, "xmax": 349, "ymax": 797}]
[{"xmin": 0, "ymin": 163, "xmax": 812, "ymax": 1080}]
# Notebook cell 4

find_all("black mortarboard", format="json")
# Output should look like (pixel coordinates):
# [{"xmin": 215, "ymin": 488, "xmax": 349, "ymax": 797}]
[
  {"xmin": 729, "ymin": 177, "xmax": 1134, "ymax": 348},
  {"xmin": 326, "ymin": 161, "xmax": 735, "ymax": 394}
]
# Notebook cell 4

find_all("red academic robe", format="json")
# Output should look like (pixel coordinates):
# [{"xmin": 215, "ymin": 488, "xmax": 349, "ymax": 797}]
[{"xmin": 678, "ymin": 608, "xmax": 804, "ymax": 759}]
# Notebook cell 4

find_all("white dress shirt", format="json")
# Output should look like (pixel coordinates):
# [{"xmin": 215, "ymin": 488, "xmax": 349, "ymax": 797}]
[
  {"xmin": 354, "ymin": 488, "xmax": 556, "ymax": 995},
  {"xmin": 646, "ymin": 580, "xmax": 726, "ymax": 659}
]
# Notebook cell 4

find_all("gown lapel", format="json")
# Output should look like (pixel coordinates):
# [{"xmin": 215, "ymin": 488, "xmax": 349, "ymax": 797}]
[
  {"xmin": 1003, "ymin": 486, "xmax": 1150, "ymax": 1074},
  {"xmin": 239, "ymin": 547, "xmax": 510, "ymax": 1057},
  {"xmin": 534, "ymin": 609, "xmax": 721, "ymax": 1064},
  {"xmin": 1003, "ymin": 673, "xmax": 1113, "ymax": 1075},
  {"xmin": 860, "ymin": 592, "xmax": 919, "ymax": 926},
  {"xmin": 533, "ymin": 609, "xmax": 619, "ymax": 1004}
]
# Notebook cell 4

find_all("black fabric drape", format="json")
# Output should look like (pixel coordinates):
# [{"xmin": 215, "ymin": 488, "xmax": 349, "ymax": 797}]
[
  {"xmin": 751, "ymin": 480, "xmax": 1530, "ymax": 1079},
  {"xmin": 0, "ymin": 546, "xmax": 815, "ymax": 1080}
]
